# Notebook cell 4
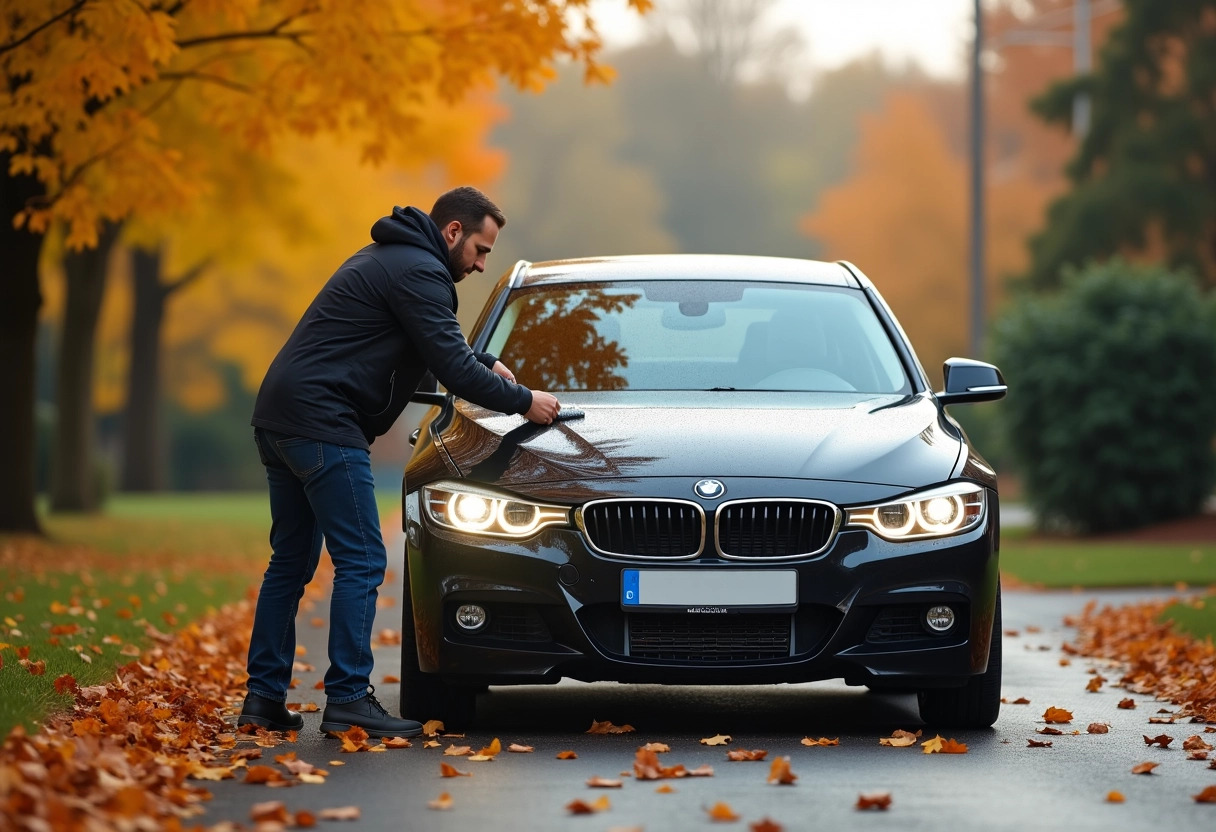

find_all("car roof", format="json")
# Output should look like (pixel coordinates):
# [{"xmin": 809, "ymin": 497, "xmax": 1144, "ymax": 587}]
[{"xmin": 515, "ymin": 254, "xmax": 861, "ymax": 288}]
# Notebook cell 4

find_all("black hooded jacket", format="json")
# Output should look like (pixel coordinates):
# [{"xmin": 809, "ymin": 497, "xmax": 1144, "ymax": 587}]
[{"xmin": 252, "ymin": 206, "xmax": 532, "ymax": 449}]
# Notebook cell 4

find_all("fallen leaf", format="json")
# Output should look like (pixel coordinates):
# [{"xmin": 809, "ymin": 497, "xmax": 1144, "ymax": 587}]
[
  {"xmin": 1002, "ymin": 697, "xmax": 1031, "ymax": 705},
  {"xmin": 587, "ymin": 719, "xmax": 635, "ymax": 734},
  {"xmin": 921, "ymin": 735, "xmax": 944, "ymax": 754},
  {"xmin": 642, "ymin": 742, "xmax": 671, "ymax": 752},
  {"xmin": 1187, "ymin": 751, "xmax": 1210, "ymax": 761},
  {"xmin": 53, "ymin": 674, "xmax": 78, "ymax": 696},
  {"xmin": 251, "ymin": 800, "xmax": 290, "ymax": 823},
  {"xmin": 439, "ymin": 762, "xmax": 470, "ymax": 778},
  {"xmin": 940, "ymin": 738, "xmax": 968, "ymax": 754},
  {"xmin": 1027, "ymin": 739, "xmax": 1053, "ymax": 748},
  {"xmin": 475, "ymin": 737, "xmax": 502, "ymax": 758},
  {"xmin": 687, "ymin": 764, "xmax": 714, "ymax": 777},
  {"xmin": 750, "ymin": 818, "xmax": 784, "ymax": 832},
  {"xmin": 1106, "ymin": 791, "xmax": 1125, "ymax": 803},
  {"xmin": 382, "ymin": 675, "xmax": 400, "ymax": 684},
  {"xmin": 422, "ymin": 720, "xmax": 445, "ymax": 735},
  {"xmin": 428, "ymin": 792, "xmax": 453, "ymax": 810},
  {"xmin": 856, "ymin": 792, "xmax": 892, "ymax": 811},
  {"xmin": 1043, "ymin": 707, "xmax": 1074, "ymax": 724},
  {"xmin": 701, "ymin": 734, "xmax": 732, "ymax": 746},
  {"xmin": 706, "ymin": 801, "xmax": 740, "ymax": 821},
  {"xmin": 318, "ymin": 806, "xmax": 361, "ymax": 821},
  {"xmin": 727, "ymin": 749, "xmax": 768, "ymax": 761},
  {"xmin": 1143, "ymin": 734, "xmax": 1173, "ymax": 749},
  {"xmin": 587, "ymin": 777, "xmax": 623, "ymax": 788},
  {"xmin": 879, "ymin": 729, "xmax": 921, "ymax": 747},
  {"xmin": 1086, "ymin": 676, "xmax": 1105, "ymax": 692},
  {"xmin": 1038, "ymin": 727, "xmax": 1064, "ymax": 736},
  {"xmin": 382, "ymin": 737, "xmax": 412, "ymax": 748},
  {"xmin": 1183, "ymin": 736, "xmax": 1214, "ymax": 751},
  {"xmin": 767, "ymin": 756, "xmax": 797, "ymax": 785},
  {"xmin": 1194, "ymin": 786, "xmax": 1216, "ymax": 803},
  {"xmin": 556, "ymin": 750, "xmax": 578, "ymax": 759},
  {"xmin": 443, "ymin": 745, "xmax": 472, "ymax": 756},
  {"xmin": 507, "ymin": 743, "xmax": 534, "ymax": 753},
  {"xmin": 336, "ymin": 725, "xmax": 371, "ymax": 753},
  {"xmin": 1117, "ymin": 698, "xmax": 1136, "ymax": 710},
  {"xmin": 1087, "ymin": 723, "xmax": 1110, "ymax": 734},
  {"xmin": 655, "ymin": 784, "xmax": 675, "ymax": 794},
  {"xmin": 800, "ymin": 737, "xmax": 838, "ymax": 747},
  {"xmin": 1130, "ymin": 762, "xmax": 1159, "ymax": 775}
]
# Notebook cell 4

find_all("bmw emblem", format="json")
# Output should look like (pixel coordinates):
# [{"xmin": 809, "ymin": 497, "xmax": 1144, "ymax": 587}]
[{"xmin": 694, "ymin": 479, "xmax": 726, "ymax": 499}]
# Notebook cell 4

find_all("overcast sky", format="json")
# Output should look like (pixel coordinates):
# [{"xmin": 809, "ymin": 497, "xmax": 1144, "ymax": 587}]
[{"xmin": 591, "ymin": 0, "xmax": 976, "ymax": 80}]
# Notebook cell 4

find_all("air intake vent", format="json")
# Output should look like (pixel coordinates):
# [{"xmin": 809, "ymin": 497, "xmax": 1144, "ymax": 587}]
[
  {"xmin": 716, "ymin": 500, "xmax": 838, "ymax": 558},
  {"xmin": 628, "ymin": 613, "xmax": 791, "ymax": 662},
  {"xmin": 580, "ymin": 500, "xmax": 704, "ymax": 558}
]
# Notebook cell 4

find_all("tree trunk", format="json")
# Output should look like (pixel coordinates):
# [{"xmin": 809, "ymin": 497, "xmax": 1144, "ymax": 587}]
[
  {"xmin": 49, "ymin": 221, "xmax": 120, "ymax": 512},
  {"xmin": 121, "ymin": 246, "xmax": 168, "ymax": 491},
  {"xmin": 0, "ymin": 155, "xmax": 47, "ymax": 533}
]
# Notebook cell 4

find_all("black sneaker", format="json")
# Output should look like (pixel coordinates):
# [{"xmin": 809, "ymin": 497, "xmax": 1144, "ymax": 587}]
[
  {"xmin": 319, "ymin": 687, "xmax": 424, "ymax": 738},
  {"xmin": 237, "ymin": 693, "xmax": 305, "ymax": 732}
]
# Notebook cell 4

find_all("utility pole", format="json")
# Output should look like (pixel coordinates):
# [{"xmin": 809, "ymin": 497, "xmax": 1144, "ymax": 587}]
[
  {"xmin": 1073, "ymin": 0, "xmax": 1092, "ymax": 137},
  {"xmin": 969, "ymin": 0, "xmax": 985, "ymax": 357}
]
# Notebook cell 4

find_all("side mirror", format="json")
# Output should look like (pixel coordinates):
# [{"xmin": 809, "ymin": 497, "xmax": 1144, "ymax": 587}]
[{"xmin": 936, "ymin": 357, "xmax": 1007, "ymax": 405}]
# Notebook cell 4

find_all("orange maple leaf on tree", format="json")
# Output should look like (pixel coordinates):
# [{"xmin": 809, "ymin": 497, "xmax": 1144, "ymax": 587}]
[
  {"xmin": 856, "ymin": 792, "xmax": 893, "ymax": 811},
  {"xmin": 1043, "ymin": 707, "xmax": 1073, "ymax": 724},
  {"xmin": 767, "ymin": 756, "xmax": 797, "ymax": 785}
]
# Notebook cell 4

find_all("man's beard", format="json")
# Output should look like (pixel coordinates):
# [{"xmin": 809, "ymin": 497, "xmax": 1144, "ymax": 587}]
[{"xmin": 447, "ymin": 234, "xmax": 468, "ymax": 282}]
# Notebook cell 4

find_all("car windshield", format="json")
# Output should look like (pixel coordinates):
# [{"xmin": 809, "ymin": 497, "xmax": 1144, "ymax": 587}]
[{"xmin": 485, "ymin": 280, "xmax": 912, "ymax": 394}]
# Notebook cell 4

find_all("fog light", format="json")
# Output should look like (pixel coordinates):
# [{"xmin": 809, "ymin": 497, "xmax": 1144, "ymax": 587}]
[
  {"xmin": 925, "ymin": 605, "xmax": 955, "ymax": 632},
  {"xmin": 455, "ymin": 604, "xmax": 487, "ymax": 631}
]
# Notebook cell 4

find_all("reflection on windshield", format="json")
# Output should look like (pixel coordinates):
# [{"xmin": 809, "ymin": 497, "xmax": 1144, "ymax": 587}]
[
  {"xmin": 496, "ymin": 289, "xmax": 636, "ymax": 391},
  {"xmin": 490, "ymin": 281, "xmax": 911, "ymax": 394}
]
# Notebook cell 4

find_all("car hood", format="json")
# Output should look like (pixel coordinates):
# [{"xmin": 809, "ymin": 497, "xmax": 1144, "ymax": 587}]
[{"xmin": 436, "ymin": 391, "xmax": 962, "ymax": 490}]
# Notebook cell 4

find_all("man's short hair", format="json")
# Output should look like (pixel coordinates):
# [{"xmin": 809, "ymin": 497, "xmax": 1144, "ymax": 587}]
[{"xmin": 430, "ymin": 186, "xmax": 506, "ymax": 233}]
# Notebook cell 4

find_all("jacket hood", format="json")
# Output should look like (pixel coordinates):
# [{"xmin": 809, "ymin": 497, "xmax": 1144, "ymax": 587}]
[
  {"xmin": 370, "ymin": 205, "xmax": 448, "ymax": 262},
  {"xmin": 436, "ymin": 392, "xmax": 964, "ymax": 493}
]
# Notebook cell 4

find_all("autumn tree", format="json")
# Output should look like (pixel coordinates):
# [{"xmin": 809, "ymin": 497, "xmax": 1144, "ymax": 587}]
[
  {"xmin": 1025, "ymin": 0, "xmax": 1216, "ymax": 286},
  {"xmin": 0, "ymin": 0, "xmax": 651, "ymax": 532}
]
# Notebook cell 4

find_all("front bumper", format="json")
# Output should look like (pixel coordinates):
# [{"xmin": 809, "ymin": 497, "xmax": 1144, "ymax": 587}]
[{"xmin": 402, "ymin": 483, "xmax": 1000, "ymax": 690}]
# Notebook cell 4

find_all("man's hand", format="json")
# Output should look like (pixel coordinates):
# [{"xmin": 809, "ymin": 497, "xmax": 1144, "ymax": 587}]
[
  {"xmin": 525, "ymin": 390, "xmax": 560, "ymax": 425},
  {"xmin": 491, "ymin": 361, "xmax": 516, "ymax": 384}
]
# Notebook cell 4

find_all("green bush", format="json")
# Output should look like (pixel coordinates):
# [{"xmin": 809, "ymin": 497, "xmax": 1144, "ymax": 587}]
[{"xmin": 989, "ymin": 260, "xmax": 1216, "ymax": 533}]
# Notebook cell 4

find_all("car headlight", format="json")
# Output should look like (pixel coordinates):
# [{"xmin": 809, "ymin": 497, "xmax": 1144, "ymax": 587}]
[
  {"xmin": 423, "ymin": 481, "xmax": 569, "ymax": 539},
  {"xmin": 845, "ymin": 483, "xmax": 986, "ymax": 541}
]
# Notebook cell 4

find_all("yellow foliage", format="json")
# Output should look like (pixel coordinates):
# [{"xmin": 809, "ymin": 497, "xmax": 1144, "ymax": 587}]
[{"xmin": 1, "ymin": 0, "xmax": 648, "ymax": 248}]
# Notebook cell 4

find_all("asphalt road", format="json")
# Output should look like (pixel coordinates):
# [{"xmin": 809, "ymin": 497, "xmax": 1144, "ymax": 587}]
[{"xmin": 199, "ymin": 541, "xmax": 1216, "ymax": 831}]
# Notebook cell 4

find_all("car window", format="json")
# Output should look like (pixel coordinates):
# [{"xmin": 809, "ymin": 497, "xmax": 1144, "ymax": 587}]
[{"xmin": 486, "ymin": 281, "xmax": 911, "ymax": 394}]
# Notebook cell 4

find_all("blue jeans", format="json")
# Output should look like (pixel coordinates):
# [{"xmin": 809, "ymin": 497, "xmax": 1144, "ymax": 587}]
[{"xmin": 247, "ymin": 428, "xmax": 386, "ymax": 705}]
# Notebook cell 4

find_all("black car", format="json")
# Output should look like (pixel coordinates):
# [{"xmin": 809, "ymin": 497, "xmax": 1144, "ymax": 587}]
[{"xmin": 400, "ymin": 254, "xmax": 1006, "ymax": 729}]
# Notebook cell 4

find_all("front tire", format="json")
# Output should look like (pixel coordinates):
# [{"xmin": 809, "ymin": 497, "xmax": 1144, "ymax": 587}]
[
  {"xmin": 916, "ymin": 588, "xmax": 1002, "ymax": 729},
  {"xmin": 399, "ymin": 564, "xmax": 478, "ymax": 730}
]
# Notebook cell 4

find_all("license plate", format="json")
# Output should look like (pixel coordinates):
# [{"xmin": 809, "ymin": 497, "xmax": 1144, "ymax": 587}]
[{"xmin": 621, "ymin": 569, "xmax": 797, "ymax": 610}]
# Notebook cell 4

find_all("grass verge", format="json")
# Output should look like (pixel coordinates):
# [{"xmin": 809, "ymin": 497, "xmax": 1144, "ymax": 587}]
[{"xmin": 0, "ymin": 490, "xmax": 397, "ymax": 738}]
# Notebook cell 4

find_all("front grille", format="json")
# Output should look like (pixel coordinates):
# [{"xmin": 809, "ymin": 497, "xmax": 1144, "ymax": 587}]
[
  {"xmin": 628, "ymin": 613, "xmax": 791, "ymax": 662},
  {"xmin": 580, "ymin": 500, "xmax": 703, "ymax": 558},
  {"xmin": 866, "ymin": 606, "xmax": 926, "ymax": 642},
  {"xmin": 716, "ymin": 500, "xmax": 838, "ymax": 558}
]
